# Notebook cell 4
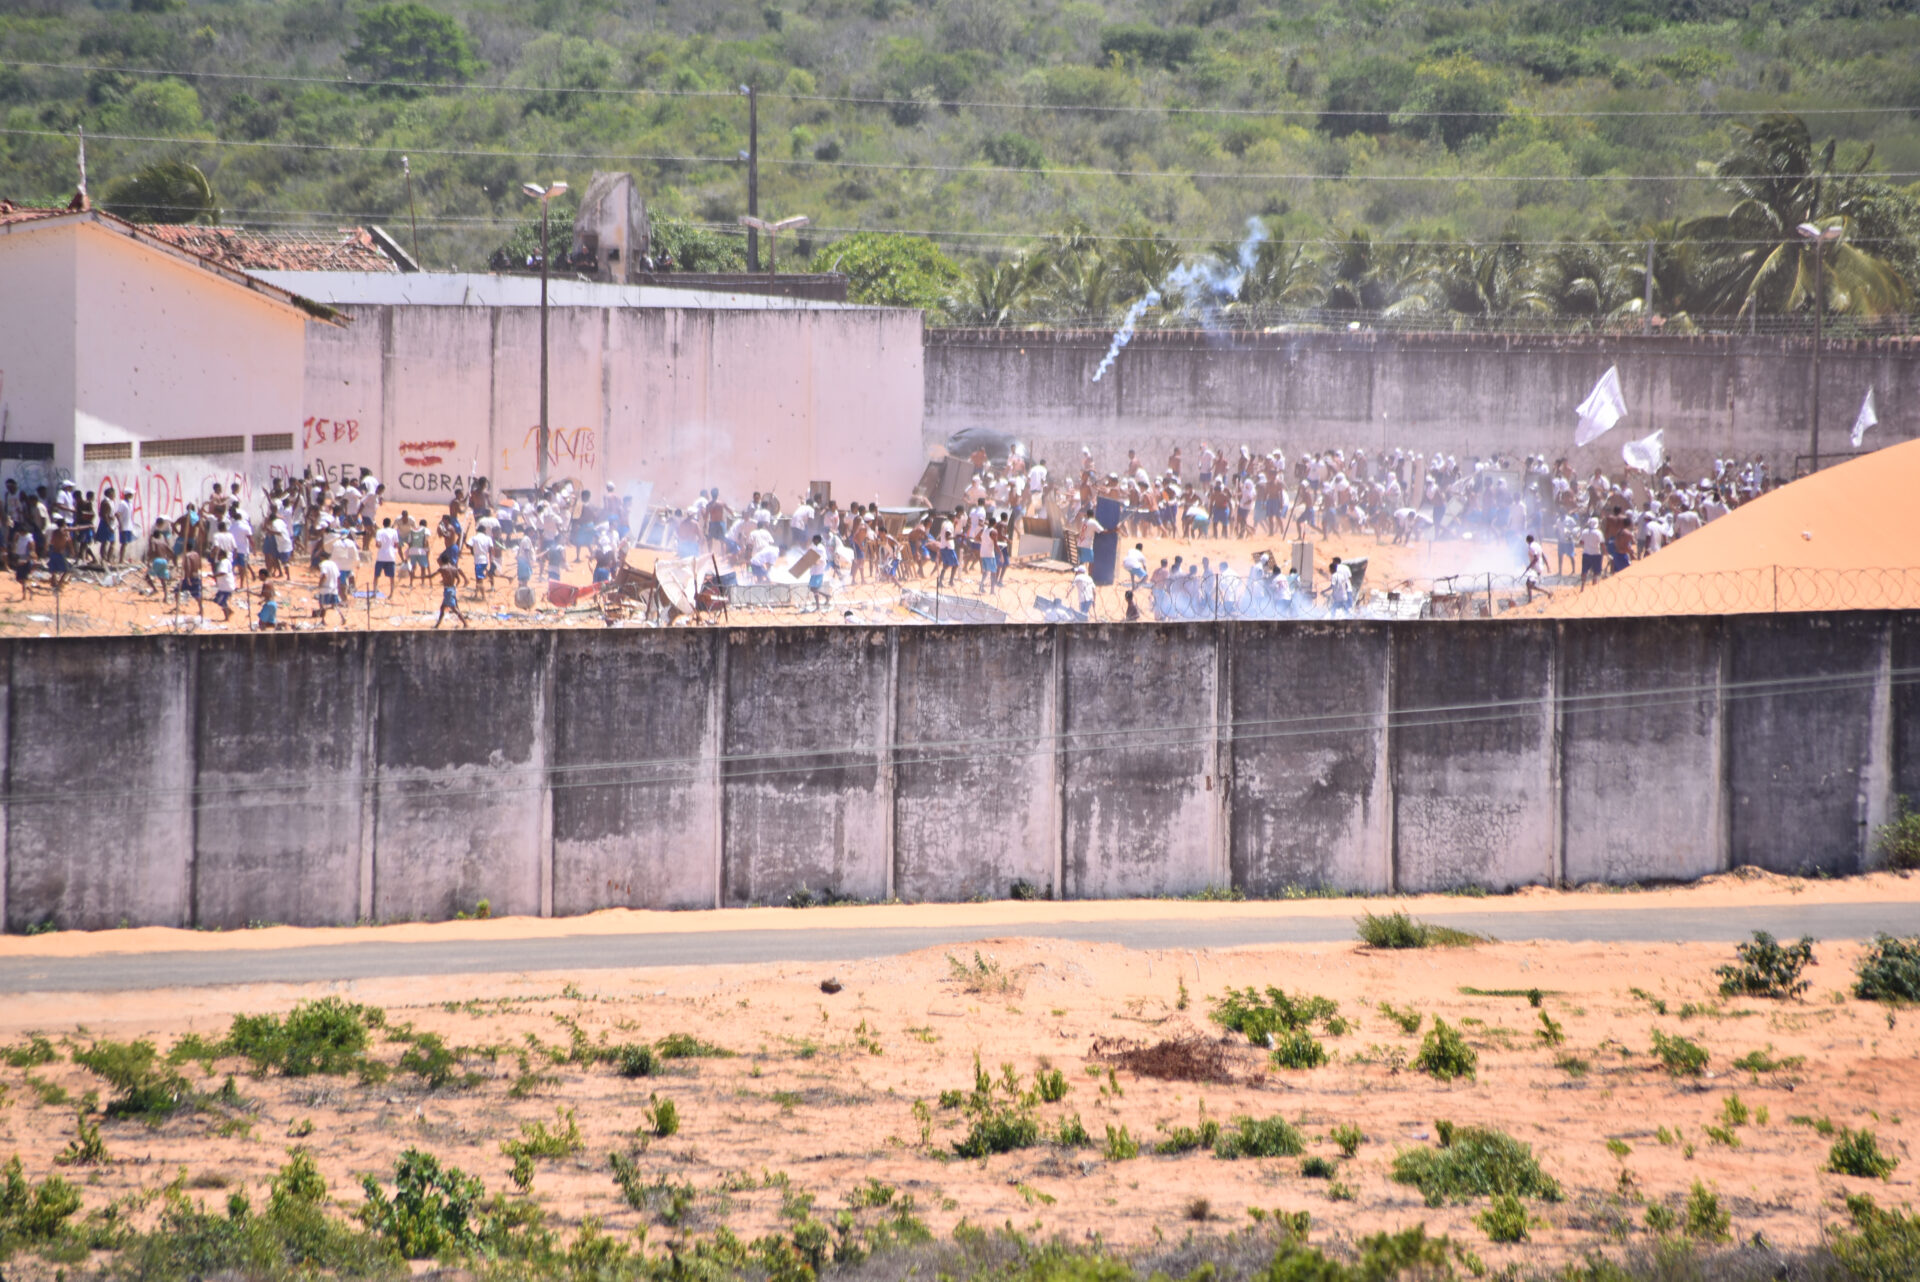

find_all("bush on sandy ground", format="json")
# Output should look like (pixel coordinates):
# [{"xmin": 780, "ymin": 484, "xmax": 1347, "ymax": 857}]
[
  {"xmin": 1855, "ymin": 934, "xmax": 1920, "ymax": 1003},
  {"xmin": 1715, "ymin": 932, "xmax": 1815, "ymax": 999},
  {"xmin": 1391, "ymin": 1123, "xmax": 1562, "ymax": 1207},
  {"xmin": 1356, "ymin": 912, "xmax": 1487, "ymax": 949}
]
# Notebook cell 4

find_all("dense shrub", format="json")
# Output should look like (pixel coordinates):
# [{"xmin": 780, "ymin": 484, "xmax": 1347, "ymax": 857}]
[
  {"xmin": 1855, "ymin": 934, "xmax": 1920, "ymax": 1003},
  {"xmin": 1715, "ymin": 932, "xmax": 1815, "ymax": 999},
  {"xmin": 1391, "ymin": 1124, "xmax": 1563, "ymax": 1207}
]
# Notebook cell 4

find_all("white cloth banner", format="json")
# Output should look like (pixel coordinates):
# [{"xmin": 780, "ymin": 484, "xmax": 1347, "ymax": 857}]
[
  {"xmin": 1621, "ymin": 429, "xmax": 1664, "ymax": 474},
  {"xmin": 1851, "ymin": 387, "xmax": 1878, "ymax": 449},
  {"xmin": 1575, "ymin": 365, "xmax": 1628, "ymax": 446}
]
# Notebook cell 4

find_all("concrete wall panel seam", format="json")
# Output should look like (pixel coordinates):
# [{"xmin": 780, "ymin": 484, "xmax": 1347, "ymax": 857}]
[
  {"xmin": 359, "ymin": 633, "xmax": 378, "ymax": 923},
  {"xmin": 0, "ymin": 643, "xmax": 10, "ymax": 933},
  {"xmin": 539, "ymin": 631, "xmax": 557, "ymax": 918},
  {"xmin": 1213, "ymin": 624, "xmax": 1230, "ymax": 890},
  {"xmin": 711, "ymin": 631, "xmax": 728, "ymax": 910},
  {"xmin": 185, "ymin": 638, "xmax": 202, "ymax": 927}
]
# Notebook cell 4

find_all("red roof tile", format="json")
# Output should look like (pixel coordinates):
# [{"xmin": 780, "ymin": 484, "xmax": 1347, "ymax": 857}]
[{"xmin": 138, "ymin": 224, "xmax": 401, "ymax": 272}]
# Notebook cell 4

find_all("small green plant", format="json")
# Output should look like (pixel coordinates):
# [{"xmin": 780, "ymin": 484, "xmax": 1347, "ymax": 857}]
[
  {"xmin": 1791, "ymin": 1114, "xmax": 1838, "ymax": 1137},
  {"xmin": 55, "ymin": 1107, "xmax": 110, "ymax": 1166},
  {"xmin": 954, "ymin": 1106, "xmax": 1039, "ymax": 1158},
  {"xmin": 1535, "ymin": 1010, "xmax": 1566, "ymax": 1046},
  {"xmin": 1390, "ymin": 1124, "xmax": 1562, "ymax": 1207},
  {"xmin": 1721, "ymin": 1094, "xmax": 1750, "ymax": 1127},
  {"xmin": 644, "ymin": 1094, "xmax": 680, "ymax": 1138},
  {"xmin": 1476, "ymin": 1193, "xmax": 1531, "ymax": 1242},
  {"xmin": 655, "ymin": 1033, "xmax": 734, "ymax": 1059},
  {"xmin": 395, "ymin": 1031, "xmax": 480, "ymax": 1089},
  {"xmin": 1715, "ymin": 931, "xmax": 1815, "ymax": 999},
  {"xmin": 1209, "ymin": 986, "xmax": 1343, "ymax": 1044},
  {"xmin": 1214, "ymin": 1115, "xmax": 1306, "ymax": 1160},
  {"xmin": 503, "ymin": 1107, "xmax": 584, "ymax": 1164},
  {"xmin": 1732, "ymin": 1045, "xmax": 1806, "ymax": 1075},
  {"xmin": 1873, "ymin": 796, "xmax": 1920, "ymax": 869},
  {"xmin": 1102, "ymin": 1125, "xmax": 1140, "ymax": 1161},
  {"xmin": 1, "ymin": 1035, "xmax": 56, "ymax": 1068},
  {"xmin": 1053, "ymin": 1113, "xmax": 1091, "ymax": 1147},
  {"xmin": 357, "ymin": 1149, "xmax": 485, "ymax": 1258},
  {"xmin": 1033, "ymin": 1067, "xmax": 1068, "ymax": 1102},
  {"xmin": 1606, "ymin": 1138, "xmax": 1631, "ymax": 1160},
  {"xmin": 1413, "ymin": 1019, "xmax": 1478, "ymax": 1082},
  {"xmin": 1645, "ymin": 1202, "xmax": 1677, "ymax": 1234},
  {"xmin": 1855, "ymin": 934, "xmax": 1920, "ymax": 1003},
  {"xmin": 1379, "ymin": 1002, "xmax": 1423, "ymax": 1034},
  {"xmin": 1683, "ymin": 1180, "xmax": 1731, "ymax": 1241},
  {"xmin": 1356, "ymin": 911, "xmax": 1487, "ymax": 949},
  {"xmin": 946, "ymin": 951, "xmax": 1019, "ymax": 996},
  {"xmin": 1649, "ymin": 1029, "xmax": 1709, "ymax": 1076},
  {"xmin": 225, "ymin": 997, "xmax": 385, "ymax": 1079},
  {"xmin": 510, "ymin": 1153, "xmax": 534, "ymax": 1192},
  {"xmin": 1555, "ymin": 1055, "xmax": 1590, "ymax": 1077},
  {"xmin": 1829, "ymin": 1193, "xmax": 1920, "ymax": 1280},
  {"xmin": 1829, "ymin": 1128, "xmax": 1899, "ymax": 1179},
  {"xmin": 1300, "ymin": 1155, "xmax": 1338, "ymax": 1179},
  {"xmin": 0, "ymin": 1155, "xmax": 81, "ymax": 1242},
  {"xmin": 1271, "ymin": 1028, "xmax": 1329, "ymax": 1070},
  {"xmin": 1155, "ymin": 1117, "xmax": 1222, "ymax": 1154},
  {"xmin": 1331, "ymin": 1124, "xmax": 1365, "ymax": 1157},
  {"xmin": 71, "ymin": 1038, "xmax": 195, "ymax": 1121},
  {"xmin": 613, "ymin": 1044, "xmax": 658, "ymax": 1078},
  {"xmin": 1703, "ymin": 1124, "xmax": 1740, "ymax": 1148}
]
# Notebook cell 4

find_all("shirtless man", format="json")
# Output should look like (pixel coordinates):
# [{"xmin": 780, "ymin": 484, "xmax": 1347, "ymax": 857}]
[{"xmin": 434, "ymin": 551, "xmax": 469, "ymax": 629}]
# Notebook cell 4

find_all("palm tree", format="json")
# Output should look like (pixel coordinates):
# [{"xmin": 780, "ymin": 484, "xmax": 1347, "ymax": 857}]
[
  {"xmin": 1036, "ymin": 236, "xmax": 1122, "ymax": 326},
  {"xmin": 1527, "ymin": 232, "xmax": 1642, "ymax": 328},
  {"xmin": 101, "ymin": 159, "xmax": 220, "ymax": 225},
  {"xmin": 1319, "ymin": 228, "xmax": 1439, "ymax": 318},
  {"xmin": 1429, "ymin": 232, "xmax": 1545, "ymax": 325},
  {"xmin": 945, "ymin": 255, "xmax": 1046, "ymax": 326},
  {"xmin": 1230, "ymin": 231, "xmax": 1324, "ymax": 318},
  {"xmin": 1680, "ymin": 114, "xmax": 1910, "ymax": 318}
]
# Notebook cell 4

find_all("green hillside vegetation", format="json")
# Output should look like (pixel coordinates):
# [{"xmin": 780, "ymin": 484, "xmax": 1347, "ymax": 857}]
[{"xmin": 3, "ymin": 0, "xmax": 1919, "ymax": 325}]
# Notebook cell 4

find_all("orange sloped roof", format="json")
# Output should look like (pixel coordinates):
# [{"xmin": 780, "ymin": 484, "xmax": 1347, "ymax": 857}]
[{"xmin": 1536, "ymin": 436, "xmax": 1920, "ymax": 616}]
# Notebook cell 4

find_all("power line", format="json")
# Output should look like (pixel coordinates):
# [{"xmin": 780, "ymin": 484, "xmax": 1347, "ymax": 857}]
[
  {"xmin": 0, "ymin": 663, "xmax": 1910, "ymax": 814},
  {"xmin": 8, "ymin": 60, "xmax": 1918, "ymax": 121},
  {"xmin": 55, "ymin": 200, "xmax": 1912, "ymax": 254},
  {"xmin": 10, "ymin": 126, "xmax": 1918, "ymax": 185}
]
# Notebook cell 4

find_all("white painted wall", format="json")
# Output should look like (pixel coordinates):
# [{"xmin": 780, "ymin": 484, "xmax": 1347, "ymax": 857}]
[
  {"xmin": 72, "ymin": 222, "xmax": 307, "ymax": 531},
  {"xmin": 0, "ymin": 221, "xmax": 79, "ymax": 493},
  {"xmin": 294, "ymin": 298, "xmax": 925, "ymax": 508}
]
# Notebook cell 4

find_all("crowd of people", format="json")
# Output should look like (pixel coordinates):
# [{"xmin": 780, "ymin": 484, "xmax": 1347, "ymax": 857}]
[{"xmin": 0, "ymin": 438, "xmax": 1776, "ymax": 628}]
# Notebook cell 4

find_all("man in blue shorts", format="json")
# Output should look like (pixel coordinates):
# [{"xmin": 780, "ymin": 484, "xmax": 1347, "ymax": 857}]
[{"xmin": 434, "ymin": 552, "xmax": 468, "ymax": 628}]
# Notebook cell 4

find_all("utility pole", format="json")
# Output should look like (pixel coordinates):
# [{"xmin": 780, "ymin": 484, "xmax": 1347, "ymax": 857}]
[
  {"xmin": 744, "ymin": 85, "xmax": 761, "ymax": 272},
  {"xmin": 522, "ymin": 180, "xmax": 569, "ymax": 493},
  {"xmin": 1797, "ymin": 221, "xmax": 1842, "ymax": 475},
  {"xmin": 1642, "ymin": 239, "xmax": 1654, "ymax": 335},
  {"xmin": 403, "ymin": 156, "xmax": 420, "ymax": 267}
]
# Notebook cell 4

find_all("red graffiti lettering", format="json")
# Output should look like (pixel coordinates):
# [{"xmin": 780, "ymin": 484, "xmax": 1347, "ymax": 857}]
[
  {"xmin": 398, "ymin": 440, "xmax": 458, "ymax": 453},
  {"xmin": 402, "ymin": 455, "xmax": 445, "ymax": 467},
  {"xmin": 520, "ymin": 425, "xmax": 596, "ymax": 469},
  {"xmin": 302, "ymin": 417, "xmax": 361, "ymax": 449}
]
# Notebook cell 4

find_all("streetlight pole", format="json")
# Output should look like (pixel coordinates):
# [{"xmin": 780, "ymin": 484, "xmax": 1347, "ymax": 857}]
[
  {"xmin": 1796, "ymin": 221, "xmax": 1842, "ymax": 475},
  {"xmin": 523, "ymin": 180, "xmax": 569, "ymax": 493},
  {"xmin": 742, "ymin": 85, "xmax": 760, "ymax": 272}
]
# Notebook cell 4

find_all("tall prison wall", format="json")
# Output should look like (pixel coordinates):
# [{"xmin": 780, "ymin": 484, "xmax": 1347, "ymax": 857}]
[
  {"xmin": 923, "ymin": 329, "xmax": 1920, "ymax": 480},
  {"xmin": 299, "ymin": 303, "xmax": 925, "ymax": 505},
  {"xmin": 2, "ymin": 612, "xmax": 1914, "ymax": 933}
]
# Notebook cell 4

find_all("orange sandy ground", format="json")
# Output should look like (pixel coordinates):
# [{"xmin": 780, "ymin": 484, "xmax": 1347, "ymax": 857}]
[{"xmin": 1, "ymin": 872, "xmax": 1916, "ymax": 1274}]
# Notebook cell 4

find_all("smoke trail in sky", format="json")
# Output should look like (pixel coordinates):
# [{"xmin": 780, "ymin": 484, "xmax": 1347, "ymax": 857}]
[
  {"xmin": 1090, "ymin": 218, "xmax": 1269, "ymax": 382},
  {"xmin": 1091, "ymin": 289, "xmax": 1160, "ymax": 383}
]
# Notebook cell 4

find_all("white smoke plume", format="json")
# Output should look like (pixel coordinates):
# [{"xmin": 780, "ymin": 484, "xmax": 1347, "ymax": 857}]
[
  {"xmin": 1091, "ymin": 289, "xmax": 1161, "ymax": 383},
  {"xmin": 1089, "ymin": 218, "xmax": 1269, "ymax": 382}
]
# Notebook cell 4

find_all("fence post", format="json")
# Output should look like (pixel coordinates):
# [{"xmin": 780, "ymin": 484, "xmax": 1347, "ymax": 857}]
[{"xmin": 1772, "ymin": 564, "xmax": 1779, "ymax": 613}]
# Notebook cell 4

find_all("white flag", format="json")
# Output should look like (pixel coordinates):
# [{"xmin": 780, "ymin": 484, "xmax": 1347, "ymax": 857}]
[
  {"xmin": 1851, "ymin": 387, "xmax": 1878, "ymax": 449},
  {"xmin": 1622, "ymin": 429, "xmax": 1664, "ymax": 474},
  {"xmin": 1575, "ymin": 365, "xmax": 1627, "ymax": 446}
]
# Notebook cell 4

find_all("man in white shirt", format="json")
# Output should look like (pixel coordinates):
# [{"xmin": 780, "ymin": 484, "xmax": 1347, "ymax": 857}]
[
  {"xmin": 1123, "ymin": 542, "xmax": 1148, "ymax": 587},
  {"xmin": 329, "ymin": 530, "xmax": 360, "ymax": 602},
  {"xmin": 468, "ymin": 527, "xmax": 494, "ymax": 595},
  {"xmin": 317, "ymin": 549, "xmax": 344, "ymax": 624},
  {"xmin": 373, "ymin": 518, "xmax": 400, "ymax": 596}
]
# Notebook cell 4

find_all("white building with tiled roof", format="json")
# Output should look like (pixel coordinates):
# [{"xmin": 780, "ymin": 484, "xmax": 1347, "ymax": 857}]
[{"xmin": 0, "ymin": 198, "xmax": 335, "ymax": 531}]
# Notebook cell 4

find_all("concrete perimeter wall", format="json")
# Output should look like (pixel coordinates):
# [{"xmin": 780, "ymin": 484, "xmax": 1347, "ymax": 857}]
[
  {"xmin": 3, "ymin": 611, "xmax": 1914, "ymax": 931},
  {"xmin": 925, "ymin": 329, "xmax": 1920, "ymax": 480}
]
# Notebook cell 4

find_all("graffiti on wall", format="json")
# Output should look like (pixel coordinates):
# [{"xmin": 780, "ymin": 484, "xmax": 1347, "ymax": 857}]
[
  {"xmin": 397, "ymin": 438, "xmax": 473, "ymax": 493},
  {"xmin": 302, "ymin": 416, "xmax": 361, "ymax": 450},
  {"xmin": 501, "ymin": 425, "xmax": 597, "ymax": 481},
  {"xmin": 91, "ymin": 464, "xmax": 249, "ymax": 533}
]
